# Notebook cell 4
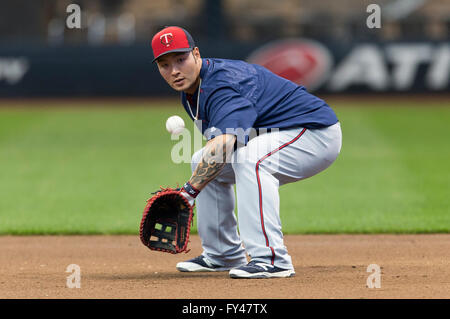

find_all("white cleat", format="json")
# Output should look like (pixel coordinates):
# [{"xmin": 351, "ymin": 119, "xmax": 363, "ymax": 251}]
[
  {"xmin": 176, "ymin": 255, "xmax": 233, "ymax": 272},
  {"xmin": 229, "ymin": 261, "xmax": 295, "ymax": 279}
]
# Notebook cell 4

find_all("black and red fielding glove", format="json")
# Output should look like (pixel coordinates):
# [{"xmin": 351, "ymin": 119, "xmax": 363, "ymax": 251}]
[{"xmin": 139, "ymin": 183, "xmax": 199, "ymax": 254}]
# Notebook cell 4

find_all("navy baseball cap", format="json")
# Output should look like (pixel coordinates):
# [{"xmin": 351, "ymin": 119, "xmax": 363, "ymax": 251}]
[{"xmin": 151, "ymin": 26, "xmax": 195, "ymax": 63}]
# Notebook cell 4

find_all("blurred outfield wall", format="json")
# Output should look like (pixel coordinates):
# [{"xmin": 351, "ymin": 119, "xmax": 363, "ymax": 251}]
[{"xmin": 0, "ymin": 39, "xmax": 448, "ymax": 97}]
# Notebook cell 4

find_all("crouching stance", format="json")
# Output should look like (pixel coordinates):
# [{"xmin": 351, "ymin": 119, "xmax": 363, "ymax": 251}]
[{"xmin": 150, "ymin": 26, "xmax": 342, "ymax": 278}]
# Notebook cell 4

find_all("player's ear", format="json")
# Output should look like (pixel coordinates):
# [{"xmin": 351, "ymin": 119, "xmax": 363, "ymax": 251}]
[{"xmin": 192, "ymin": 47, "xmax": 201, "ymax": 59}]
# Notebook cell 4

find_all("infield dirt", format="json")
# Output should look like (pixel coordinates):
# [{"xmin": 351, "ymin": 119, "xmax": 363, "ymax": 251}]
[{"xmin": 0, "ymin": 234, "xmax": 449, "ymax": 299}]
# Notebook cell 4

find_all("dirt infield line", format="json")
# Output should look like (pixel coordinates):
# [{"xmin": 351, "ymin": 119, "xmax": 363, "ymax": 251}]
[{"xmin": 0, "ymin": 234, "xmax": 449, "ymax": 299}]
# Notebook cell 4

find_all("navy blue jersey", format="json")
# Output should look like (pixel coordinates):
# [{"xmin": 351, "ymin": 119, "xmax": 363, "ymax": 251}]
[{"xmin": 181, "ymin": 58, "xmax": 338, "ymax": 145}]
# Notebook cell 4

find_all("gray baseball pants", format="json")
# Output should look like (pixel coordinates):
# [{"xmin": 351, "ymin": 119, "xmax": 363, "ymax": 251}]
[{"xmin": 191, "ymin": 122, "xmax": 342, "ymax": 270}]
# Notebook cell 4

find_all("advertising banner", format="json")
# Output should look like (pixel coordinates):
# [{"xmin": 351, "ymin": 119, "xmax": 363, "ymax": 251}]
[{"xmin": 0, "ymin": 40, "xmax": 448, "ymax": 97}]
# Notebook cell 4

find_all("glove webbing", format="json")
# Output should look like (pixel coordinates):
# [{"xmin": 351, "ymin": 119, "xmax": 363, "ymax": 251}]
[{"xmin": 149, "ymin": 221, "xmax": 177, "ymax": 251}]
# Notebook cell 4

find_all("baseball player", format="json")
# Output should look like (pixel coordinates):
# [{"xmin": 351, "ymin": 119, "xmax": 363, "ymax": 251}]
[{"xmin": 151, "ymin": 26, "xmax": 342, "ymax": 278}]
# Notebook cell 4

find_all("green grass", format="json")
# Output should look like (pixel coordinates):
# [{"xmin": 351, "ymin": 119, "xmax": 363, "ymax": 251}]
[{"xmin": 0, "ymin": 100, "xmax": 449, "ymax": 234}]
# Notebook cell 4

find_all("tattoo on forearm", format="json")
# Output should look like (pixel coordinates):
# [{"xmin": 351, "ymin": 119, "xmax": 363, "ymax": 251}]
[{"xmin": 190, "ymin": 137, "xmax": 234, "ymax": 190}]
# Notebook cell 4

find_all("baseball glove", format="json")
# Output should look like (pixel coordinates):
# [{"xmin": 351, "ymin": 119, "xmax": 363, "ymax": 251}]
[{"xmin": 139, "ymin": 187, "xmax": 194, "ymax": 254}]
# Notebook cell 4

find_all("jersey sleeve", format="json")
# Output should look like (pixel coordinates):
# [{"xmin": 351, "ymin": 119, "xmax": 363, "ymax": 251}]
[{"xmin": 204, "ymin": 86, "xmax": 257, "ymax": 146}]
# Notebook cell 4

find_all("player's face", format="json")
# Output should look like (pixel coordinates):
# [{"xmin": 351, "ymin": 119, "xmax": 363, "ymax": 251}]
[{"xmin": 156, "ymin": 48, "xmax": 202, "ymax": 95}]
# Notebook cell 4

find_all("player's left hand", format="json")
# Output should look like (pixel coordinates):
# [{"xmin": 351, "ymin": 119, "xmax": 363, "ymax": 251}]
[{"xmin": 139, "ymin": 186, "xmax": 195, "ymax": 254}]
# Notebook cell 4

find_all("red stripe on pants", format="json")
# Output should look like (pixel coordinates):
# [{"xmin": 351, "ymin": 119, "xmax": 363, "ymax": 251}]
[{"xmin": 255, "ymin": 128, "xmax": 307, "ymax": 265}]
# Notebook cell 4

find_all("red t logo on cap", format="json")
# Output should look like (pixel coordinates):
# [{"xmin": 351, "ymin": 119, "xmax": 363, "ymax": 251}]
[
  {"xmin": 151, "ymin": 26, "xmax": 194, "ymax": 62},
  {"xmin": 160, "ymin": 33, "xmax": 173, "ymax": 47}
]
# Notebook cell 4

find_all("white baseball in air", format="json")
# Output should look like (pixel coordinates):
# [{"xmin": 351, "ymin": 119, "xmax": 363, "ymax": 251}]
[{"xmin": 165, "ymin": 115, "xmax": 185, "ymax": 135}]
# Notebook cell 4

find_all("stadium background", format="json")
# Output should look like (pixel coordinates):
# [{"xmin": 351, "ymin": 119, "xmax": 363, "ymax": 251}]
[
  {"xmin": 1, "ymin": 0, "xmax": 449, "ymax": 97},
  {"xmin": 0, "ymin": 0, "xmax": 449, "ymax": 299}
]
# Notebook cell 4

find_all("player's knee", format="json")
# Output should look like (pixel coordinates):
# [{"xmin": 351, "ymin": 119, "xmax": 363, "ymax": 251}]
[
  {"xmin": 234, "ymin": 146, "xmax": 258, "ymax": 165},
  {"xmin": 231, "ymin": 153, "xmax": 258, "ymax": 175}
]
